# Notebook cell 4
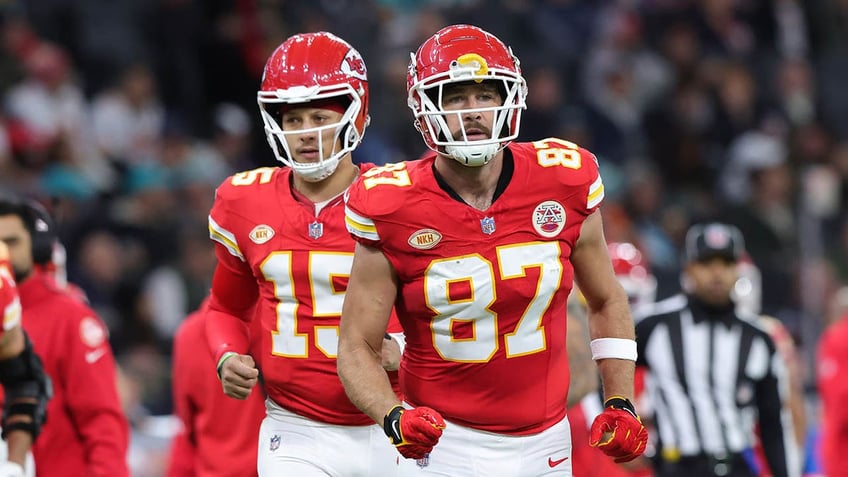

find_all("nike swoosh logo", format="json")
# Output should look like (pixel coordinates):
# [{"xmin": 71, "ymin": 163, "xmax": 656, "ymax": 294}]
[
  {"xmin": 392, "ymin": 420, "xmax": 401, "ymax": 441},
  {"xmin": 85, "ymin": 348, "xmax": 107, "ymax": 364},
  {"xmin": 548, "ymin": 456, "xmax": 569, "ymax": 468}
]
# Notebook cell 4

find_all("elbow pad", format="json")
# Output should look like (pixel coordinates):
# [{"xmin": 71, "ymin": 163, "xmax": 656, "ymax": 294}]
[{"xmin": 0, "ymin": 333, "xmax": 52, "ymax": 439}]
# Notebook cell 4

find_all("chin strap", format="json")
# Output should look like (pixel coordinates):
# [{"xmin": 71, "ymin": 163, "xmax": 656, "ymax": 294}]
[{"xmin": 444, "ymin": 142, "xmax": 500, "ymax": 166}]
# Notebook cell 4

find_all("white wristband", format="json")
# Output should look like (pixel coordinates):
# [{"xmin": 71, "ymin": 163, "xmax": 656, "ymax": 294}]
[
  {"xmin": 590, "ymin": 338, "xmax": 637, "ymax": 361},
  {"xmin": 388, "ymin": 332, "xmax": 406, "ymax": 355}
]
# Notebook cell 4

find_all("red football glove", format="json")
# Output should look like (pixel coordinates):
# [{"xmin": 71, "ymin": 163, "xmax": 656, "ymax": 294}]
[
  {"xmin": 383, "ymin": 405, "xmax": 446, "ymax": 459},
  {"xmin": 589, "ymin": 397, "xmax": 648, "ymax": 463}
]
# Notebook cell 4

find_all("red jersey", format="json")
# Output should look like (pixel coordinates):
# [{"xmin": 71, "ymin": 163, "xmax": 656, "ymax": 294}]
[
  {"xmin": 167, "ymin": 301, "xmax": 265, "ymax": 477},
  {"xmin": 817, "ymin": 315, "xmax": 848, "ymax": 477},
  {"xmin": 16, "ymin": 269, "xmax": 129, "ymax": 477},
  {"xmin": 0, "ymin": 258, "xmax": 21, "ymax": 336},
  {"xmin": 207, "ymin": 165, "xmax": 401, "ymax": 426},
  {"xmin": 345, "ymin": 139, "xmax": 604, "ymax": 434}
]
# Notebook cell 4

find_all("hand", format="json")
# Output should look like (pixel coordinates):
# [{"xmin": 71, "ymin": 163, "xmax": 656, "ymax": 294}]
[
  {"xmin": 383, "ymin": 405, "xmax": 446, "ymax": 459},
  {"xmin": 0, "ymin": 462, "xmax": 24, "ymax": 477},
  {"xmin": 381, "ymin": 335, "xmax": 401, "ymax": 371},
  {"xmin": 589, "ymin": 397, "xmax": 648, "ymax": 463},
  {"xmin": 218, "ymin": 354, "xmax": 259, "ymax": 399}
]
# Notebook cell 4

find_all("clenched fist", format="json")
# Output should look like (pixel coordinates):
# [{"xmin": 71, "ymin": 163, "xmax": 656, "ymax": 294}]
[
  {"xmin": 383, "ymin": 405, "xmax": 446, "ymax": 459},
  {"xmin": 589, "ymin": 397, "xmax": 648, "ymax": 463},
  {"xmin": 217, "ymin": 353, "xmax": 259, "ymax": 399}
]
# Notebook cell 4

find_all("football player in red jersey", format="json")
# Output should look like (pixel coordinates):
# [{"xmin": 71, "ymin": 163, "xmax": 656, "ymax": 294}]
[
  {"xmin": 205, "ymin": 32, "xmax": 404, "ymax": 476},
  {"xmin": 338, "ymin": 24, "xmax": 647, "ymax": 476},
  {"xmin": 0, "ymin": 241, "xmax": 48, "ymax": 477}
]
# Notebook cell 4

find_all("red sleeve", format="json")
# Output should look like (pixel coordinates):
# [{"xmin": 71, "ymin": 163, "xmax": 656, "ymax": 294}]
[
  {"xmin": 61, "ymin": 309, "xmax": 130, "ymax": 476},
  {"xmin": 165, "ymin": 431, "xmax": 197, "ymax": 477},
  {"xmin": 167, "ymin": 312, "xmax": 201, "ymax": 477},
  {"xmin": 206, "ymin": 245, "xmax": 258, "ymax": 363}
]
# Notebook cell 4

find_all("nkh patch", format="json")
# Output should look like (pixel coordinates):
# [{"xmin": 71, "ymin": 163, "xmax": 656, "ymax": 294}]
[
  {"xmin": 408, "ymin": 229, "xmax": 442, "ymax": 250},
  {"xmin": 249, "ymin": 224, "xmax": 275, "ymax": 244},
  {"xmin": 533, "ymin": 201, "xmax": 566, "ymax": 238}
]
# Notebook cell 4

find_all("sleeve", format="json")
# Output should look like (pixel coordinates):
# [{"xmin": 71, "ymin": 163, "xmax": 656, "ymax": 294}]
[
  {"xmin": 166, "ymin": 316, "xmax": 199, "ymax": 477},
  {"xmin": 344, "ymin": 198, "xmax": 381, "ymax": 245},
  {"xmin": 61, "ymin": 308, "xmax": 131, "ymax": 477},
  {"xmin": 206, "ymin": 256, "xmax": 256, "ymax": 364},
  {"xmin": 206, "ymin": 199, "xmax": 258, "ymax": 363},
  {"xmin": 756, "ymin": 336, "xmax": 801, "ymax": 477},
  {"xmin": 582, "ymin": 150, "xmax": 604, "ymax": 214}
]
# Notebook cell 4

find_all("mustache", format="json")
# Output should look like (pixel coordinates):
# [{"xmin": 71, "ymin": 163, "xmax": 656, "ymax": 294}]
[{"xmin": 452, "ymin": 121, "xmax": 491, "ymax": 138}]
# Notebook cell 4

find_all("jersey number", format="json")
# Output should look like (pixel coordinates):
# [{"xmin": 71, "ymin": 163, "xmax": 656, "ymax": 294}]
[
  {"xmin": 362, "ymin": 163, "xmax": 411, "ymax": 190},
  {"xmin": 533, "ymin": 138, "xmax": 582, "ymax": 169},
  {"xmin": 260, "ymin": 252, "xmax": 353, "ymax": 358},
  {"xmin": 426, "ymin": 242, "xmax": 562, "ymax": 362}
]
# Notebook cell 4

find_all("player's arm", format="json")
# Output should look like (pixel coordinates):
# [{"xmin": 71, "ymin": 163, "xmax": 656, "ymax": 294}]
[
  {"xmin": 571, "ymin": 210, "xmax": 635, "ymax": 400},
  {"xmin": 62, "ymin": 310, "xmax": 129, "ymax": 476},
  {"xmin": 0, "ymin": 242, "xmax": 39, "ymax": 474},
  {"xmin": 337, "ymin": 242, "xmax": 399, "ymax": 423},
  {"xmin": 0, "ymin": 325, "xmax": 35, "ymax": 470},
  {"xmin": 205, "ymin": 244, "xmax": 259, "ymax": 399},
  {"xmin": 338, "ymin": 243, "xmax": 444, "ymax": 460},
  {"xmin": 571, "ymin": 210, "xmax": 647, "ymax": 463}
]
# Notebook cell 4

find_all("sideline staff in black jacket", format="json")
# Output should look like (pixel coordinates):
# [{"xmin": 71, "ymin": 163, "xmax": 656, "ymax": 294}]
[{"xmin": 635, "ymin": 223, "xmax": 799, "ymax": 477}]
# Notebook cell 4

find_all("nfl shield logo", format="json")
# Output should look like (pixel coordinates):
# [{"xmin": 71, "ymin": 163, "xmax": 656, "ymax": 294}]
[
  {"xmin": 270, "ymin": 434, "xmax": 281, "ymax": 451},
  {"xmin": 480, "ymin": 216, "xmax": 496, "ymax": 235},
  {"xmin": 416, "ymin": 453, "xmax": 430, "ymax": 468},
  {"xmin": 309, "ymin": 221, "xmax": 324, "ymax": 240}
]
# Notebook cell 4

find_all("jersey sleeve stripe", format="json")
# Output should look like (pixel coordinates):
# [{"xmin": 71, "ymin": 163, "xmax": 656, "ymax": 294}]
[
  {"xmin": 344, "ymin": 206, "xmax": 380, "ymax": 241},
  {"xmin": 208, "ymin": 216, "xmax": 245, "ymax": 261},
  {"xmin": 587, "ymin": 176, "xmax": 604, "ymax": 209}
]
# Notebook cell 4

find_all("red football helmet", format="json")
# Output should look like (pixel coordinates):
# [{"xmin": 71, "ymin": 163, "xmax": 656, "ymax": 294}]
[
  {"xmin": 608, "ymin": 242, "xmax": 656, "ymax": 312},
  {"xmin": 258, "ymin": 32, "xmax": 369, "ymax": 181},
  {"xmin": 407, "ymin": 24, "xmax": 527, "ymax": 166}
]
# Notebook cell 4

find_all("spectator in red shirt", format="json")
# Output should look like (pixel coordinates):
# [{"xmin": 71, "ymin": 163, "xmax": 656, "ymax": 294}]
[
  {"xmin": 0, "ymin": 196, "xmax": 130, "ymax": 477},
  {"xmin": 166, "ymin": 298, "xmax": 265, "ymax": 477}
]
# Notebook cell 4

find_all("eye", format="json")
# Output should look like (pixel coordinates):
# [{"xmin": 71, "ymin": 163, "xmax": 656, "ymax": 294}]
[{"xmin": 477, "ymin": 92, "xmax": 497, "ymax": 103}]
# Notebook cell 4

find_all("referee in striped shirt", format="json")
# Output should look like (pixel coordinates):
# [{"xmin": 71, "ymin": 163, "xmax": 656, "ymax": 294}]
[{"xmin": 635, "ymin": 223, "xmax": 799, "ymax": 477}]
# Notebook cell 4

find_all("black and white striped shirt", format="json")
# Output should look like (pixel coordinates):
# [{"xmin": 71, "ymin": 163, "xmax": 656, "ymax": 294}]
[{"xmin": 635, "ymin": 294, "xmax": 800, "ymax": 477}]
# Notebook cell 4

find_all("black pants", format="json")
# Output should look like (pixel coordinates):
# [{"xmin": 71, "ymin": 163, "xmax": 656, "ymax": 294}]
[{"xmin": 656, "ymin": 454, "xmax": 755, "ymax": 477}]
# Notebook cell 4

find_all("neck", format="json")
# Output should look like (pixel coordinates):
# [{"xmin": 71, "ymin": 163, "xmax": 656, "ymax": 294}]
[
  {"xmin": 434, "ymin": 152, "xmax": 503, "ymax": 211},
  {"xmin": 292, "ymin": 159, "xmax": 358, "ymax": 203}
]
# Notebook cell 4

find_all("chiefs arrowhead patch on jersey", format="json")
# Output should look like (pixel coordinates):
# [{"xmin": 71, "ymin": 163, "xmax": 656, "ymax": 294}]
[
  {"xmin": 408, "ymin": 229, "xmax": 442, "ymax": 250},
  {"xmin": 249, "ymin": 225, "xmax": 275, "ymax": 244},
  {"xmin": 533, "ymin": 201, "xmax": 566, "ymax": 238}
]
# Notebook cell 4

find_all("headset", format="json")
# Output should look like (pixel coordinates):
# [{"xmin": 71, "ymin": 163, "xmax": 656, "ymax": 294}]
[{"xmin": 22, "ymin": 200, "xmax": 56, "ymax": 265}]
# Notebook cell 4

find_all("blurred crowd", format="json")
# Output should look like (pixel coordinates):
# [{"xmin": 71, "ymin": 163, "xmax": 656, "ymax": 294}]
[{"xmin": 0, "ymin": 0, "xmax": 847, "ymax": 474}]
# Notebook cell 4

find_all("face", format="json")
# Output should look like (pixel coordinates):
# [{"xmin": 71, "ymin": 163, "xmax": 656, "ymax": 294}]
[
  {"xmin": 0, "ymin": 215, "xmax": 34, "ymax": 282},
  {"xmin": 280, "ymin": 107, "xmax": 345, "ymax": 165},
  {"xmin": 440, "ymin": 82, "xmax": 502, "ymax": 142},
  {"xmin": 685, "ymin": 257, "xmax": 738, "ymax": 306}
]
